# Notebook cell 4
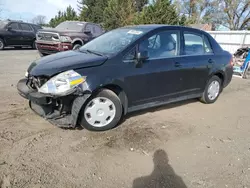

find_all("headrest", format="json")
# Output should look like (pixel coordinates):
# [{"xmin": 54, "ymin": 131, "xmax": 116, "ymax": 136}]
[{"xmin": 166, "ymin": 42, "xmax": 175, "ymax": 51}]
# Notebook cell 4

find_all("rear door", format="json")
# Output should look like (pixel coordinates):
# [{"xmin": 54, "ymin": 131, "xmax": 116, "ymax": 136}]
[
  {"xmin": 4, "ymin": 22, "xmax": 23, "ymax": 45},
  {"xmin": 20, "ymin": 23, "xmax": 35, "ymax": 45},
  {"xmin": 176, "ymin": 31, "xmax": 214, "ymax": 95}
]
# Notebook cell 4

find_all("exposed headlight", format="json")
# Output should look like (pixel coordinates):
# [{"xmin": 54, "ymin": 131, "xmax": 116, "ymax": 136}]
[
  {"xmin": 60, "ymin": 36, "xmax": 72, "ymax": 42},
  {"xmin": 38, "ymin": 70, "xmax": 86, "ymax": 95},
  {"xmin": 25, "ymin": 71, "xmax": 29, "ymax": 78}
]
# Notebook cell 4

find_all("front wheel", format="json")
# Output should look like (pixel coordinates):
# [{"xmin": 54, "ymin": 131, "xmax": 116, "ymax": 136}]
[
  {"xmin": 73, "ymin": 44, "xmax": 82, "ymax": 50},
  {"xmin": 80, "ymin": 89, "xmax": 123, "ymax": 131},
  {"xmin": 38, "ymin": 51, "xmax": 47, "ymax": 57},
  {"xmin": 200, "ymin": 75, "xmax": 222, "ymax": 104}
]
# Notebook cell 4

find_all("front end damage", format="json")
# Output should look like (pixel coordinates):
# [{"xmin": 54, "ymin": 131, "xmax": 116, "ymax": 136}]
[{"xmin": 17, "ymin": 78, "xmax": 91, "ymax": 128}]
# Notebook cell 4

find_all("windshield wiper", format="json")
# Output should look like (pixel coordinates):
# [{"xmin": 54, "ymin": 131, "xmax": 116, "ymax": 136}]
[{"xmin": 86, "ymin": 49, "xmax": 103, "ymax": 56}]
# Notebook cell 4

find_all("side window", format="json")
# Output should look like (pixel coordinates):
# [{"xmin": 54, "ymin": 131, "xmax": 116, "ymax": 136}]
[
  {"xmin": 91, "ymin": 25, "xmax": 96, "ymax": 34},
  {"xmin": 139, "ymin": 31, "xmax": 179, "ymax": 59},
  {"xmin": 20, "ymin": 24, "xmax": 32, "ymax": 31},
  {"xmin": 95, "ymin": 26, "xmax": 102, "ymax": 35},
  {"xmin": 123, "ymin": 47, "xmax": 136, "ymax": 61},
  {"xmin": 9, "ymin": 23, "xmax": 19, "ymax": 30},
  {"xmin": 204, "ymin": 36, "xmax": 213, "ymax": 54},
  {"xmin": 184, "ymin": 33, "xmax": 204, "ymax": 55},
  {"xmin": 85, "ymin": 24, "xmax": 92, "ymax": 32},
  {"xmin": 32, "ymin": 25, "xmax": 42, "ymax": 31}
]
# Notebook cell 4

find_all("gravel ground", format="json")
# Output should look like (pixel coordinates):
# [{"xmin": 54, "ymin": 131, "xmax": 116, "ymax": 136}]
[{"xmin": 0, "ymin": 49, "xmax": 250, "ymax": 188}]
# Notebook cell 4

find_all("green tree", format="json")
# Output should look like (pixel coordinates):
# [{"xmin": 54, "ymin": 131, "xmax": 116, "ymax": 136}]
[
  {"xmin": 133, "ymin": 0, "xmax": 179, "ymax": 25},
  {"xmin": 135, "ymin": 0, "xmax": 148, "ymax": 11},
  {"xmin": 78, "ymin": 0, "xmax": 108, "ymax": 23},
  {"xmin": 48, "ymin": 5, "xmax": 78, "ymax": 28},
  {"xmin": 179, "ymin": 14, "xmax": 187, "ymax": 26},
  {"xmin": 103, "ymin": 0, "xmax": 136, "ymax": 30}
]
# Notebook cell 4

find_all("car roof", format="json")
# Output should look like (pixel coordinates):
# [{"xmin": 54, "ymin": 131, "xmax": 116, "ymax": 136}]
[
  {"xmin": 4, "ymin": 19, "xmax": 41, "ymax": 26},
  {"xmin": 122, "ymin": 24, "xmax": 205, "ymax": 34}
]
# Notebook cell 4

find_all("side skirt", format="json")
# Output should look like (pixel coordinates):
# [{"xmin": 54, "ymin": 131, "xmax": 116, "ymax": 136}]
[{"xmin": 127, "ymin": 93, "xmax": 202, "ymax": 113}]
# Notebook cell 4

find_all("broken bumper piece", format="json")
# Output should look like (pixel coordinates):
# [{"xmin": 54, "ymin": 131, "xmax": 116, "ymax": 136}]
[{"xmin": 17, "ymin": 78, "xmax": 90, "ymax": 128}]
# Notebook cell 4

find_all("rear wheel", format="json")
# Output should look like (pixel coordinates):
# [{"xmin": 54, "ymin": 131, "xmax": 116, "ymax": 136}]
[
  {"xmin": 200, "ymin": 75, "xmax": 222, "ymax": 104},
  {"xmin": 80, "ymin": 89, "xmax": 123, "ymax": 131},
  {"xmin": 0, "ymin": 38, "xmax": 5, "ymax": 50}
]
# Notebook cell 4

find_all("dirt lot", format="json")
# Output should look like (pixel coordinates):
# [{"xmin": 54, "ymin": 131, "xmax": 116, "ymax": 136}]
[{"xmin": 0, "ymin": 49, "xmax": 250, "ymax": 188}]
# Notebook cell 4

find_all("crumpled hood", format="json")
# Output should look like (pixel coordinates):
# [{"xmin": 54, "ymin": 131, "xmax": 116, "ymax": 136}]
[{"xmin": 29, "ymin": 50, "xmax": 108, "ymax": 77}]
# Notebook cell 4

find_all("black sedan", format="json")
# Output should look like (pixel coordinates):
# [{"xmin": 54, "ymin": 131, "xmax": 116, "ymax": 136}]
[{"xmin": 17, "ymin": 24, "xmax": 233, "ymax": 131}]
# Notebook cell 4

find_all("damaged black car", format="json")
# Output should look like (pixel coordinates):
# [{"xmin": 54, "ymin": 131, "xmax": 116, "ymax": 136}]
[{"xmin": 17, "ymin": 25, "xmax": 233, "ymax": 131}]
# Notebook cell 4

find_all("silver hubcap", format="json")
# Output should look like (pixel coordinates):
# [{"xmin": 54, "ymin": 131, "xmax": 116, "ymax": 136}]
[
  {"xmin": 207, "ymin": 80, "xmax": 220, "ymax": 100},
  {"xmin": 84, "ymin": 97, "xmax": 116, "ymax": 127}
]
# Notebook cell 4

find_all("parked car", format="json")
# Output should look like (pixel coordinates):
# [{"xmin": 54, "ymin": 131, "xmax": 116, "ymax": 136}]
[
  {"xmin": 0, "ymin": 20, "xmax": 42, "ymax": 50},
  {"xmin": 35, "ymin": 21, "xmax": 104, "ymax": 56},
  {"xmin": 17, "ymin": 25, "xmax": 233, "ymax": 131}
]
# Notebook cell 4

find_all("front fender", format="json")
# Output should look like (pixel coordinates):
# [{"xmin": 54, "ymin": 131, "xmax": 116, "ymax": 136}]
[{"xmin": 71, "ymin": 94, "xmax": 91, "ymax": 126}]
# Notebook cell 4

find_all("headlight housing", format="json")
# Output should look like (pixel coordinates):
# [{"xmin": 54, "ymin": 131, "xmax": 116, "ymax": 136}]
[
  {"xmin": 38, "ymin": 70, "xmax": 86, "ymax": 96},
  {"xmin": 60, "ymin": 36, "xmax": 72, "ymax": 42}
]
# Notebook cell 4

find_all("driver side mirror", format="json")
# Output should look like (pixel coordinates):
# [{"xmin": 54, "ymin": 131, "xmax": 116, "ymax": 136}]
[
  {"xmin": 135, "ymin": 51, "xmax": 149, "ymax": 68},
  {"xmin": 7, "ymin": 26, "xmax": 12, "ymax": 31}
]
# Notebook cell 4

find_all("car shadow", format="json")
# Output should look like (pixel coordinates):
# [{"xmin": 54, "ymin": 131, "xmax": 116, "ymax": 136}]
[
  {"xmin": 122, "ymin": 99, "xmax": 198, "ymax": 123},
  {"xmin": 132, "ymin": 149, "xmax": 187, "ymax": 188}
]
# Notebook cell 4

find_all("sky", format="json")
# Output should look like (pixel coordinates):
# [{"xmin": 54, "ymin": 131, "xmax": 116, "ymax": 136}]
[{"xmin": 0, "ymin": 0, "xmax": 78, "ymax": 23}]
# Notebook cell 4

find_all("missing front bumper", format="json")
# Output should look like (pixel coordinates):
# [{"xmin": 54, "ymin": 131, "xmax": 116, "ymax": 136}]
[{"xmin": 17, "ymin": 78, "xmax": 90, "ymax": 128}]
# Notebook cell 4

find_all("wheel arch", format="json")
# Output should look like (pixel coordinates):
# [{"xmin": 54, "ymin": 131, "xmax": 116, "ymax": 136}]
[
  {"xmin": 100, "ymin": 84, "xmax": 128, "ymax": 115},
  {"xmin": 0, "ymin": 35, "xmax": 6, "ymax": 44},
  {"xmin": 72, "ymin": 38, "xmax": 83, "ymax": 46},
  {"xmin": 207, "ymin": 70, "xmax": 225, "ymax": 91},
  {"xmin": 89, "ymin": 83, "xmax": 129, "ymax": 115}
]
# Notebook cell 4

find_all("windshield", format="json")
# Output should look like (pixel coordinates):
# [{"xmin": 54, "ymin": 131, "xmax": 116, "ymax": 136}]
[
  {"xmin": 0, "ymin": 21, "xmax": 8, "ymax": 29},
  {"xmin": 80, "ymin": 28, "xmax": 145, "ymax": 55},
  {"xmin": 55, "ymin": 22, "xmax": 84, "ymax": 31}
]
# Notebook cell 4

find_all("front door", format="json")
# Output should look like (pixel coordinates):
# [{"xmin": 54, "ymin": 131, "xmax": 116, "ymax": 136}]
[
  {"xmin": 5, "ymin": 22, "xmax": 23, "ymax": 46},
  {"xmin": 122, "ymin": 30, "xmax": 184, "ymax": 107}
]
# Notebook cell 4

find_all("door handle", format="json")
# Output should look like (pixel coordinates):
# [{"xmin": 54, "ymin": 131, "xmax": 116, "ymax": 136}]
[
  {"xmin": 175, "ymin": 62, "xmax": 182, "ymax": 67},
  {"xmin": 208, "ymin": 59, "xmax": 214, "ymax": 64}
]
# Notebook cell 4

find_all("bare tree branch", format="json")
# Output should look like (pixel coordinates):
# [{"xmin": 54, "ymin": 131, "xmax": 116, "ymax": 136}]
[{"xmin": 31, "ymin": 15, "xmax": 46, "ymax": 25}]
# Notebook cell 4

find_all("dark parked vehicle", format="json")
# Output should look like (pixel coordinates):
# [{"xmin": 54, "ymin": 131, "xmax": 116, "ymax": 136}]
[
  {"xmin": 36, "ymin": 21, "xmax": 104, "ymax": 56},
  {"xmin": 17, "ymin": 25, "xmax": 233, "ymax": 131},
  {"xmin": 0, "ymin": 20, "xmax": 42, "ymax": 50}
]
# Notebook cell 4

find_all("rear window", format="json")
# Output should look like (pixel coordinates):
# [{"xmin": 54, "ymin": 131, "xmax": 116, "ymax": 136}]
[
  {"xmin": 184, "ymin": 33, "xmax": 204, "ymax": 55},
  {"xmin": 55, "ymin": 22, "xmax": 84, "ymax": 31}
]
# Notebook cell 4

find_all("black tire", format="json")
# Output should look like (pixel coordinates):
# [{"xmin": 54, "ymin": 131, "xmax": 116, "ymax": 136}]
[
  {"xmin": 80, "ymin": 89, "xmax": 123, "ymax": 131},
  {"xmin": 200, "ymin": 75, "xmax": 222, "ymax": 104},
  {"xmin": 32, "ymin": 40, "xmax": 37, "ymax": 49},
  {"xmin": 73, "ymin": 44, "xmax": 82, "ymax": 50},
  {"xmin": 0, "ymin": 38, "xmax": 4, "ymax": 50}
]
